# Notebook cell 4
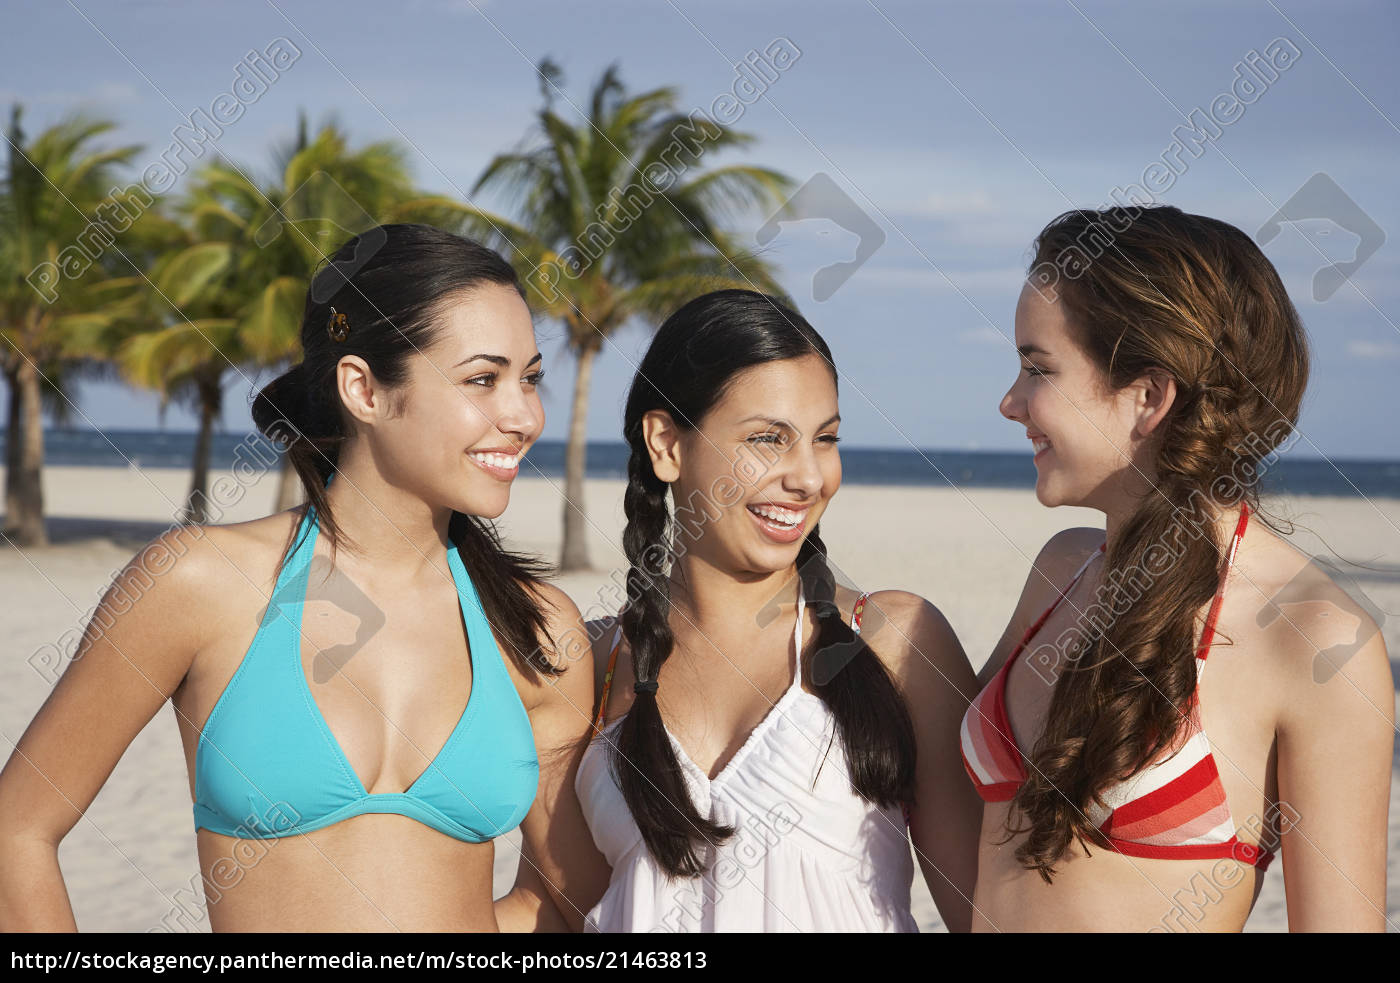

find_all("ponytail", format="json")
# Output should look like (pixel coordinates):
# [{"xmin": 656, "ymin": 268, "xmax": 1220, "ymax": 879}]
[
  {"xmin": 1010, "ymin": 205, "xmax": 1309, "ymax": 879},
  {"xmin": 251, "ymin": 223, "xmax": 562, "ymax": 681}
]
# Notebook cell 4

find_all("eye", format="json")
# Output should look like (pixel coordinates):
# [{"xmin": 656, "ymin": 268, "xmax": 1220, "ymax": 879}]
[
  {"xmin": 523, "ymin": 369, "xmax": 546, "ymax": 388},
  {"xmin": 1021, "ymin": 364, "xmax": 1046, "ymax": 378},
  {"xmin": 818, "ymin": 435, "xmax": 841, "ymax": 445},
  {"xmin": 747, "ymin": 433, "xmax": 785, "ymax": 445},
  {"xmin": 464, "ymin": 373, "xmax": 496, "ymax": 388}
]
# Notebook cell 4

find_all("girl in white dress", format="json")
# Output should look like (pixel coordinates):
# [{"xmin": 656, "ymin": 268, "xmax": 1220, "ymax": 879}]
[{"xmin": 569, "ymin": 290, "xmax": 981, "ymax": 931}]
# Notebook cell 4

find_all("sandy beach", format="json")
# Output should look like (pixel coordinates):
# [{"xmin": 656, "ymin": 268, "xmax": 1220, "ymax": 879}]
[{"xmin": 2, "ymin": 464, "xmax": 1397, "ymax": 932}]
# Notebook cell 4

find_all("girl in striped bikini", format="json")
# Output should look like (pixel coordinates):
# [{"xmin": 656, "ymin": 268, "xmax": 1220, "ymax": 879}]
[
  {"xmin": 965, "ymin": 205, "xmax": 1392, "ymax": 931},
  {"xmin": 510, "ymin": 289, "xmax": 983, "ymax": 932}
]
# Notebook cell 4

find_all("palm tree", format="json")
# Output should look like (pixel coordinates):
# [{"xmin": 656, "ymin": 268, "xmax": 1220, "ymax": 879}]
[
  {"xmin": 463, "ymin": 61, "xmax": 793, "ymax": 571},
  {"xmin": 122, "ymin": 119, "xmax": 429, "ymax": 520},
  {"xmin": 1, "ymin": 106, "xmax": 142, "ymax": 547},
  {"xmin": 115, "ymin": 296, "xmax": 259, "ymax": 525}
]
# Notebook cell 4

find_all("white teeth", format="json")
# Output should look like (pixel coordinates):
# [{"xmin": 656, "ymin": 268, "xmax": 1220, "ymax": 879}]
[
  {"xmin": 472, "ymin": 452, "xmax": 520, "ymax": 469},
  {"xmin": 748, "ymin": 504, "xmax": 802, "ymax": 527},
  {"xmin": 1032, "ymin": 439, "xmax": 1051, "ymax": 454}
]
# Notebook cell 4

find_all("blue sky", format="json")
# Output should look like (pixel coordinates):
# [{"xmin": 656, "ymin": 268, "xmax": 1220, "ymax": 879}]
[{"xmin": 3, "ymin": 0, "xmax": 1397, "ymax": 459}]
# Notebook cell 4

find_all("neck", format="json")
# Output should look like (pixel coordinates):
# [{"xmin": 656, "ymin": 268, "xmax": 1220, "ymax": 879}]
[
  {"xmin": 1101, "ymin": 487, "xmax": 1249, "ymax": 556},
  {"xmin": 664, "ymin": 546, "xmax": 801, "ymax": 635},
  {"xmin": 318, "ymin": 446, "xmax": 453, "ymax": 576}
]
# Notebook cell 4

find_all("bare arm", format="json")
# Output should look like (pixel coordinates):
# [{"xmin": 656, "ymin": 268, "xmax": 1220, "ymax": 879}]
[
  {"xmin": 862, "ymin": 590, "xmax": 982, "ymax": 933},
  {"xmin": 494, "ymin": 832, "xmax": 573, "ymax": 932},
  {"xmin": 0, "ymin": 529, "xmax": 208, "ymax": 932},
  {"xmin": 1276, "ymin": 597, "xmax": 1392, "ymax": 931},
  {"xmin": 494, "ymin": 589, "xmax": 611, "ymax": 932}
]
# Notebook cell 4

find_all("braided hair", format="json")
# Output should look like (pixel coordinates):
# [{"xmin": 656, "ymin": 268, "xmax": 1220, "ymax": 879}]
[
  {"xmin": 613, "ymin": 289, "xmax": 916, "ymax": 877},
  {"xmin": 1011, "ymin": 206, "xmax": 1309, "ymax": 879}
]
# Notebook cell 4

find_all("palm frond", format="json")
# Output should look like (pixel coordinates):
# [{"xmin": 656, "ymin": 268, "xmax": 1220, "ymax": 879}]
[{"xmin": 151, "ymin": 241, "xmax": 233, "ymax": 309}]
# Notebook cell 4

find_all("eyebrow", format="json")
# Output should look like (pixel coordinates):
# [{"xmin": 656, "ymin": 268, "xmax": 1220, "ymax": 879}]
[
  {"xmin": 739, "ymin": 414, "xmax": 841, "ymax": 429},
  {"xmin": 1017, "ymin": 344, "xmax": 1051, "ymax": 358},
  {"xmin": 454, "ymin": 352, "xmax": 543, "ymax": 369}
]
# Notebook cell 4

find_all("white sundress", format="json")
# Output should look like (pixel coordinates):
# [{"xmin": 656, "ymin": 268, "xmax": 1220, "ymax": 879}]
[{"xmin": 573, "ymin": 585, "xmax": 919, "ymax": 933}]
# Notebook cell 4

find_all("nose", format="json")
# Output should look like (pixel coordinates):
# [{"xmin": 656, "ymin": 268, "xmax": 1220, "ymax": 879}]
[
  {"xmin": 780, "ymin": 441, "xmax": 826, "ymax": 501},
  {"xmin": 1000, "ymin": 378, "xmax": 1024, "ymax": 424},
  {"xmin": 492, "ymin": 378, "xmax": 544, "ymax": 445}
]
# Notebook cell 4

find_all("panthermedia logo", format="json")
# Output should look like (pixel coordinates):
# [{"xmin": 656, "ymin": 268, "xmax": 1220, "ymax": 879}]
[
  {"xmin": 1257, "ymin": 173, "xmax": 1385, "ymax": 301},
  {"xmin": 1257, "ymin": 554, "xmax": 1388, "ymax": 683},
  {"xmin": 756, "ymin": 173, "xmax": 885, "ymax": 302}
]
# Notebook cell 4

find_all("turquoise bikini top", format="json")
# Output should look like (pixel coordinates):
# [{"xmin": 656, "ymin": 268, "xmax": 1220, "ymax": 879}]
[{"xmin": 192, "ymin": 505, "xmax": 539, "ymax": 842}]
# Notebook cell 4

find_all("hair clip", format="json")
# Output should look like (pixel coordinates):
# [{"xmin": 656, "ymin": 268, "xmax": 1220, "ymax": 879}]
[{"xmin": 327, "ymin": 307, "xmax": 350, "ymax": 343}]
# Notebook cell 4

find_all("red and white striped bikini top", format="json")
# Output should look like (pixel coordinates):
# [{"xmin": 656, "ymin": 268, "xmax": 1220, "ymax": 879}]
[{"xmin": 960, "ymin": 504, "xmax": 1274, "ymax": 869}]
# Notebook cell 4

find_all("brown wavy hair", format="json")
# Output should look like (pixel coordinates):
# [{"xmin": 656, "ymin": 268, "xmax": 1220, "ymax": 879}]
[{"xmin": 1010, "ymin": 205, "xmax": 1309, "ymax": 879}]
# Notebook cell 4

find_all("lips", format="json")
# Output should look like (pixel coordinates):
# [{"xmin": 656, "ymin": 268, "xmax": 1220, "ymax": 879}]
[
  {"xmin": 746, "ymin": 501, "xmax": 809, "ymax": 544},
  {"xmin": 747, "ymin": 503, "xmax": 805, "ymax": 526},
  {"xmin": 469, "ymin": 447, "xmax": 523, "ymax": 481}
]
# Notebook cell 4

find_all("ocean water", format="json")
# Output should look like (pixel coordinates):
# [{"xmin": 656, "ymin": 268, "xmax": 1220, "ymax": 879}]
[{"xmin": 17, "ymin": 429, "xmax": 1400, "ymax": 499}]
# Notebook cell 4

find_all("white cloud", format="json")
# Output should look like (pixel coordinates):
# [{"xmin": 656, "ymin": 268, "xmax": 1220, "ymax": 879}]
[
  {"xmin": 0, "ymin": 81, "xmax": 141, "ymax": 107},
  {"xmin": 1344, "ymin": 339, "xmax": 1400, "ymax": 360},
  {"xmin": 900, "ymin": 189, "xmax": 1000, "ymax": 218},
  {"xmin": 409, "ymin": 0, "xmax": 494, "ymax": 12},
  {"xmin": 92, "ymin": 81, "xmax": 140, "ymax": 105},
  {"xmin": 957, "ymin": 325, "xmax": 1014, "ymax": 346},
  {"xmin": 853, "ymin": 266, "xmax": 1024, "ymax": 294}
]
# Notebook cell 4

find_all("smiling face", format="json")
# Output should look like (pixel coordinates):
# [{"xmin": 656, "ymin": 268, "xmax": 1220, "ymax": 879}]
[
  {"xmin": 999, "ymin": 280, "xmax": 1148, "ymax": 510},
  {"xmin": 664, "ymin": 354, "xmax": 842, "ymax": 576},
  {"xmin": 370, "ymin": 283, "xmax": 545, "ymax": 520}
]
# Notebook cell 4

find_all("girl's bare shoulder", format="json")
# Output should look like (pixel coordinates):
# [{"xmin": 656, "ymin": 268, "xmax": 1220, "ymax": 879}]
[{"xmin": 127, "ymin": 510, "xmax": 305, "ymax": 628}]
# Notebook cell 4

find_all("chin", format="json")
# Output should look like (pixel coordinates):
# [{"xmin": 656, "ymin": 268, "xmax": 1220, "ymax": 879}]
[
  {"xmin": 1033, "ymin": 474, "xmax": 1072, "ymax": 509},
  {"xmin": 448, "ymin": 487, "xmax": 510, "ymax": 520},
  {"xmin": 722, "ymin": 537, "xmax": 789, "ymax": 576},
  {"xmin": 477, "ymin": 494, "xmax": 510, "ymax": 520},
  {"xmin": 767, "ymin": 540, "xmax": 805, "ymax": 562}
]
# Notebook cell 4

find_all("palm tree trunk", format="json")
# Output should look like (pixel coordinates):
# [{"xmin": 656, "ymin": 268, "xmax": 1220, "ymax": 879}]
[
  {"xmin": 11, "ymin": 356, "xmax": 48, "ymax": 547},
  {"xmin": 4, "ymin": 365, "xmax": 21, "ymax": 535},
  {"xmin": 560, "ymin": 335, "xmax": 600, "ymax": 572},
  {"xmin": 183, "ymin": 369, "xmax": 222, "ymax": 525}
]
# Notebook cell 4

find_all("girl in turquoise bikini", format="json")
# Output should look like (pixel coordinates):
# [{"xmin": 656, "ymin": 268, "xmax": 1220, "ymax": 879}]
[{"xmin": 0, "ymin": 225, "xmax": 608, "ymax": 931}]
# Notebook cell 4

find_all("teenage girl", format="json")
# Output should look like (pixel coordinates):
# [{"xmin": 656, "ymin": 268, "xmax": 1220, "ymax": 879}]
[
  {"xmin": 965, "ymin": 205, "xmax": 1392, "ymax": 931},
  {"xmin": 508, "ymin": 289, "xmax": 983, "ymax": 932},
  {"xmin": 0, "ymin": 224, "xmax": 607, "ymax": 931}
]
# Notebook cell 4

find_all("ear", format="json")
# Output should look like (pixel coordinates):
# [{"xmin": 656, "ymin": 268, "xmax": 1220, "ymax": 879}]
[
  {"xmin": 1132, "ymin": 368, "xmax": 1177, "ymax": 439},
  {"xmin": 641, "ymin": 409, "xmax": 683, "ymax": 483},
  {"xmin": 336, "ymin": 355, "xmax": 385, "ymax": 426}
]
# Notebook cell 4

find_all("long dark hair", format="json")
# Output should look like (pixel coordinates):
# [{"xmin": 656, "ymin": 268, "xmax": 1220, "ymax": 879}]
[
  {"xmin": 1012, "ymin": 205, "xmax": 1309, "ymax": 878},
  {"xmin": 251, "ymin": 223, "xmax": 560, "ymax": 679},
  {"xmin": 614, "ymin": 288, "xmax": 917, "ymax": 877}
]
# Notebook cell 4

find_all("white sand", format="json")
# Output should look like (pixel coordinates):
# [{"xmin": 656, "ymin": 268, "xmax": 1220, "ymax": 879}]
[{"xmin": 2, "ymin": 464, "xmax": 1396, "ymax": 932}]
